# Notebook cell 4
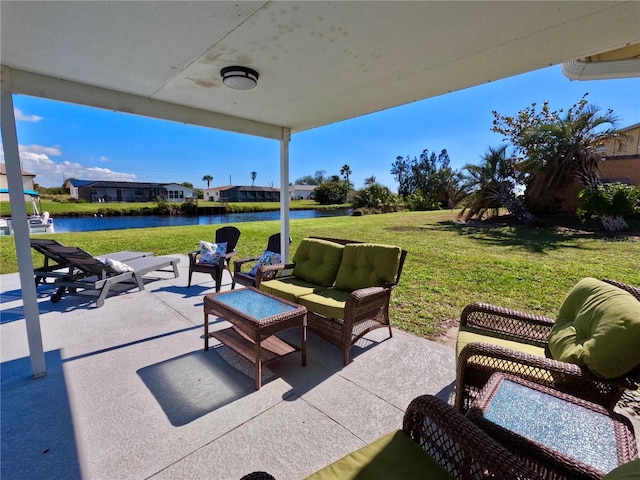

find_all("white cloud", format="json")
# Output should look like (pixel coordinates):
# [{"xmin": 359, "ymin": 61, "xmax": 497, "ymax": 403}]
[
  {"xmin": 0, "ymin": 144, "xmax": 136, "ymax": 187},
  {"xmin": 14, "ymin": 108, "xmax": 43, "ymax": 122},
  {"xmin": 98, "ymin": 156, "xmax": 109, "ymax": 162}
]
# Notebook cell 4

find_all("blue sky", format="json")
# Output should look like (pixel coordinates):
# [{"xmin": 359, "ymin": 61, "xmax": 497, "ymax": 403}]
[{"xmin": 5, "ymin": 65, "xmax": 640, "ymax": 191}]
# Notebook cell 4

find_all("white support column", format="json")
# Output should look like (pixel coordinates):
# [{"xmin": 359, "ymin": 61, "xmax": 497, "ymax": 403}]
[
  {"xmin": 0, "ymin": 66, "xmax": 46, "ymax": 378},
  {"xmin": 279, "ymin": 128, "xmax": 291, "ymax": 262}
]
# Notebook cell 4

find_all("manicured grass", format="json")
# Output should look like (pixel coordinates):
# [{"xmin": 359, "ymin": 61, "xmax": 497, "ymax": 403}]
[{"xmin": 2, "ymin": 210, "xmax": 639, "ymax": 339}]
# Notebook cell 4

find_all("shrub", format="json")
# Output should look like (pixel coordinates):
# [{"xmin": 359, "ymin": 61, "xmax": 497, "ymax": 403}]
[{"xmin": 577, "ymin": 183, "xmax": 640, "ymax": 221}]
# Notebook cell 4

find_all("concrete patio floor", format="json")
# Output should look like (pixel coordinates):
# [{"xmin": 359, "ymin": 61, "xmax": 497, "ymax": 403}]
[{"xmin": 1, "ymin": 255, "xmax": 456, "ymax": 480}]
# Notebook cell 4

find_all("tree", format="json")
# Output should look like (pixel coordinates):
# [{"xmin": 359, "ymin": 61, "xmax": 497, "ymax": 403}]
[
  {"xmin": 340, "ymin": 164, "xmax": 352, "ymax": 201},
  {"xmin": 202, "ymin": 175, "xmax": 213, "ymax": 188},
  {"xmin": 181, "ymin": 181, "xmax": 194, "ymax": 189},
  {"xmin": 313, "ymin": 181, "xmax": 346, "ymax": 205},
  {"xmin": 492, "ymin": 94, "xmax": 624, "ymax": 229},
  {"xmin": 364, "ymin": 175, "xmax": 376, "ymax": 186},
  {"xmin": 391, "ymin": 148, "xmax": 466, "ymax": 210},
  {"xmin": 294, "ymin": 170, "xmax": 327, "ymax": 186},
  {"xmin": 460, "ymin": 145, "xmax": 537, "ymax": 224},
  {"xmin": 250, "ymin": 171, "xmax": 257, "ymax": 186}
]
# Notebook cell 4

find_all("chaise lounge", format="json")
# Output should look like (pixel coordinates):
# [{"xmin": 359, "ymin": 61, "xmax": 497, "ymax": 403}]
[
  {"xmin": 45, "ymin": 245, "xmax": 180, "ymax": 308},
  {"xmin": 30, "ymin": 238, "xmax": 152, "ymax": 286}
]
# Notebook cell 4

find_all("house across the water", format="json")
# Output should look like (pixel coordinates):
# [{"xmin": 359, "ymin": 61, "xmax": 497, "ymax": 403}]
[{"xmin": 64, "ymin": 179, "xmax": 196, "ymax": 203}]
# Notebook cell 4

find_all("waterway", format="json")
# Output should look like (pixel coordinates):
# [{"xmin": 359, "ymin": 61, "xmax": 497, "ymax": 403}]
[{"xmin": 53, "ymin": 209, "xmax": 351, "ymax": 233}]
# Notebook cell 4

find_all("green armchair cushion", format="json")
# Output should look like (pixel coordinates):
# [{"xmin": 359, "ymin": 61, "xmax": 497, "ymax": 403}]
[
  {"xmin": 602, "ymin": 459, "xmax": 640, "ymax": 479},
  {"xmin": 292, "ymin": 238, "xmax": 344, "ymax": 287},
  {"xmin": 334, "ymin": 243, "xmax": 401, "ymax": 292},
  {"xmin": 548, "ymin": 277, "xmax": 640, "ymax": 379},
  {"xmin": 305, "ymin": 430, "xmax": 453, "ymax": 480},
  {"xmin": 456, "ymin": 326, "xmax": 547, "ymax": 360}
]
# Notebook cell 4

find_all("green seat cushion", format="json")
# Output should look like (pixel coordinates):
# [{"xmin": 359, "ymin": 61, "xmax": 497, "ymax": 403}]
[
  {"xmin": 292, "ymin": 238, "xmax": 344, "ymax": 287},
  {"xmin": 298, "ymin": 288, "xmax": 351, "ymax": 320},
  {"xmin": 334, "ymin": 243, "xmax": 402, "ymax": 292},
  {"xmin": 305, "ymin": 430, "xmax": 453, "ymax": 480},
  {"xmin": 456, "ymin": 326, "xmax": 547, "ymax": 360},
  {"xmin": 548, "ymin": 277, "xmax": 640, "ymax": 379},
  {"xmin": 602, "ymin": 459, "xmax": 640, "ymax": 480},
  {"xmin": 259, "ymin": 278, "xmax": 327, "ymax": 303}
]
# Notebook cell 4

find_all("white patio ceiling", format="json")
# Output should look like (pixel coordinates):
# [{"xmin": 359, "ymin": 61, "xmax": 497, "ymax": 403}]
[{"xmin": 2, "ymin": 1, "xmax": 639, "ymax": 139}]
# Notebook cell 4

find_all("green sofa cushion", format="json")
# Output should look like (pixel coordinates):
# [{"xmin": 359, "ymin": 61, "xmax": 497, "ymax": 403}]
[
  {"xmin": 292, "ymin": 238, "xmax": 344, "ymax": 287},
  {"xmin": 305, "ymin": 430, "xmax": 453, "ymax": 480},
  {"xmin": 297, "ymin": 288, "xmax": 351, "ymax": 320},
  {"xmin": 456, "ymin": 326, "xmax": 547, "ymax": 360},
  {"xmin": 548, "ymin": 277, "xmax": 640, "ymax": 379},
  {"xmin": 334, "ymin": 243, "xmax": 402, "ymax": 292},
  {"xmin": 602, "ymin": 459, "xmax": 640, "ymax": 479},
  {"xmin": 260, "ymin": 278, "xmax": 327, "ymax": 303}
]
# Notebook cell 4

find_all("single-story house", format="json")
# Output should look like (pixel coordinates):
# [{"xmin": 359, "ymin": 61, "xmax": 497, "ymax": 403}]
[
  {"xmin": 599, "ymin": 123, "xmax": 640, "ymax": 186},
  {"xmin": 205, "ymin": 185, "xmax": 280, "ymax": 202},
  {"xmin": 290, "ymin": 184, "xmax": 315, "ymax": 200},
  {"xmin": 0, "ymin": 163, "xmax": 35, "ymax": 201},
  {"xmin": 64, "ymin": 179, "xmax": 196, "ymax": 203}
]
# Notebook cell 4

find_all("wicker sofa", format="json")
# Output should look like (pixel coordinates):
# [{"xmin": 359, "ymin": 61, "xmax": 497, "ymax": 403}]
[
  {"xmin": 455, "ymin": 278, "xmax": 640, "ymax": 412},
  {"xmin": 258, "ymin": 237, "xmax": 407, "ymax": 365}
]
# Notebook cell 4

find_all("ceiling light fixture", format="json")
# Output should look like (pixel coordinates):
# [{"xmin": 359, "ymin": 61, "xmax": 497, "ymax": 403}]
[{"xmin": 220, "ymin": 66, "xmax": 259, "ymax": 91}]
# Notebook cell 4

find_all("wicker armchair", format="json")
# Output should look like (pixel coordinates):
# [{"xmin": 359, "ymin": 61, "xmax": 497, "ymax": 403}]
[
  {"xmin": 259, "ymin": 237, "xmax": 407, "ymax": 366},
  {"xmin": 305, "ymin": 394, "xmax": 542, "ymax": 479},
  {"xmin": 187, "ymin": 226, "xmax": 241, "ymax": 291},
  {"xmin": 455, "ymin": 278, "xmax": 640, "ymax": 412}
]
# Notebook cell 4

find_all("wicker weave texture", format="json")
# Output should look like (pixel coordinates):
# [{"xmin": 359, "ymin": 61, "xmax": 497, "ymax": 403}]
[{"xmin": 455, "ymin": 279, "xmax": 640, "ymax": 412}]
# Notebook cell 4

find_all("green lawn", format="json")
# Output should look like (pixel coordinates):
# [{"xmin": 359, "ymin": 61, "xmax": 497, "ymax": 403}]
[{"xmin": 1, "ymin": 210, "xmax": 638, "ymax": 339}]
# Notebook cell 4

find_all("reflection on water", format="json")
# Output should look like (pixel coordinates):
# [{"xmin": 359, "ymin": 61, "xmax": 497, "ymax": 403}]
[{"xmin": 53, "ymin": 209, "xmax": 351, "ymax": 233}]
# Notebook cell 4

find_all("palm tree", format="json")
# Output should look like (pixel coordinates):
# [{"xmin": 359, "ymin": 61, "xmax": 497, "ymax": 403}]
[
  {"xmin": 460, "ymin": 145, "xmax": 537, "ymax": 224},
  {"xmin": 202, "ymin": 175, "xmax": 213, "ymax": 189},
  {"xmin": 250, "ymin": 171, "xmax": 257, "ymax": 186},
  {"xmin": 522, "ymin": 102, "xmax": 619, "ymax": 214},
  {"xmin": 340, "ymin": 164, "xmax": 352, "ymax": 202},
  {"xmin": 364, "ymin": 175, "xmax": 376, "ymax": 186},
  {"xmin": 494, "ymin": 96, "xmax": 624, "ymax": 229}
]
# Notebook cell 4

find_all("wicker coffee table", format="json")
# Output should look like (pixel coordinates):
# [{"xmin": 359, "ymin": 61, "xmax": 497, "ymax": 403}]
[
  {"xmin": 466, "ymin": 373, "xmax": 638, "ymax": 480},
  {"xmin": 203, "ymin": 287, "xmax": 307, "ymax": 390}
]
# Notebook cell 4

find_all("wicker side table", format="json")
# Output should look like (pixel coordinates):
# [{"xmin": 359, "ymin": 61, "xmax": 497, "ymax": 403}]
[{"xmin": 466, "ymin": 373, "xmax": 637, "ymax": 480}]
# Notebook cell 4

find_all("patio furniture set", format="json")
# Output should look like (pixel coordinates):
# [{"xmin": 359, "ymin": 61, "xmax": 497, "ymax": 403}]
[{"xmin": 30, "ymin": 232, "xmax": 639, "ymax": 478}]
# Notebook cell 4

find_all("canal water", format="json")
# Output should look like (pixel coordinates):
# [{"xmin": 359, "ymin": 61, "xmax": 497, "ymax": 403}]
[{"xmin": 53, "ymin": 209, "xmax": 351, "ymax": 233}]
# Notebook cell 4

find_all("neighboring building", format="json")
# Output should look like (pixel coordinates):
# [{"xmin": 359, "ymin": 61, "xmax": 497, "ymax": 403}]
[
  {"xmin": 63, "ymin": 179, "xmax": 196, "ymax": 203},
  {"xmin": 205, "ymin": 185, "xmax": 280, "ymax": 202},
  {"xmin": 203, "ymin": 185, "xmax": 234, "ymax": 202},
  {"xmin": 290, "ymin": 184, "xmax": 315, "ymax": 200},
  {"xmin": 598, "ymin": 122, "xmax": 640, "ymax": 186},
  {"xmin": 0, "ymin": 163, "xmax": 36, "ymax": 201}
]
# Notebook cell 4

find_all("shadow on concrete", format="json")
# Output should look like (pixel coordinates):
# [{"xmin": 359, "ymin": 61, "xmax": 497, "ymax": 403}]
[
  {"xmin": 137, "ymin": 346, "xmax": 274, "ymax": 426},
  {"xmin": 1, "ymin": 350, "xmax": 81, "ymax": 480}
]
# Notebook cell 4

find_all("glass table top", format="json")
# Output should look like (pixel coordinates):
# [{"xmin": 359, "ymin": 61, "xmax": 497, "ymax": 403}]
[
  {"xmin": 213, "ymin": 289, "xmax": 297, "ymax": 320},
  {"xmin": 485, "ymin": 379, "xmax": 618, "ymax": 473}
]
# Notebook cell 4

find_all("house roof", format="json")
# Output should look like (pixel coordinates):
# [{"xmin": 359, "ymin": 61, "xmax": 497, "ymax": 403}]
[
  {"xmin": 0, "ymin": 163, "xmax": 35, "ymax": 177},
  {"xmin": 66, "ymin": 179, "xmax": 165, "ymax": 189},
  {"xmin": 2, "ymin": 2, "xmax": 638, "ymax": 139}
]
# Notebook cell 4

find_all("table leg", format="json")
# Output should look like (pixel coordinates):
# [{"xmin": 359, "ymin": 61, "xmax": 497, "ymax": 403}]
[
  {"xmin": 301, "ymin": 324, "xmax": 307, "ymax": 367},
  {"xmin": 255, "ymin": 339, "xmax": 262, "ymax": 391},
  {"xmin": 204, "ymin": 312, "xmax": 209, "ymax": 351}
]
